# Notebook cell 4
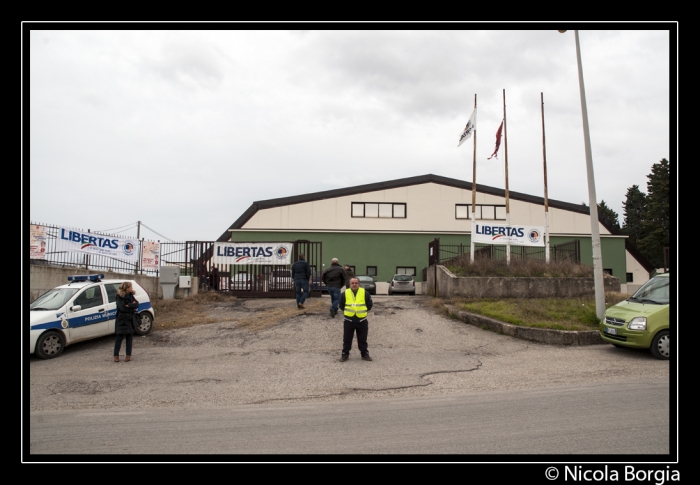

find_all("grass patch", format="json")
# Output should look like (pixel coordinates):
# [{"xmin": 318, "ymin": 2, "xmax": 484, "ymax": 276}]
[
  {"xmin": 439, "ymin": 291, "xmax": 631, "ymax": 331},
  {"xmin": 150, "ymin": 292, "xmax": 230, "ymax": 330}
]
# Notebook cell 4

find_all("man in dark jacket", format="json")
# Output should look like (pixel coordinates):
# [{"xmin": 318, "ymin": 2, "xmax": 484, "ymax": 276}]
[
  {"xmin": 291, "ymin": 253, "xmax": 311, "ymax": 309},
  {"xmin": 322, "ymin": 257, "xmax": 346, "ymax": 318},
  {"xmin": 343, "ymin": 265, "xmax": 355, "ymax": 289}
]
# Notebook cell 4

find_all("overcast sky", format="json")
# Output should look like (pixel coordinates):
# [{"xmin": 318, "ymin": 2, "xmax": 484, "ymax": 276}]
[{"xmin": 25, "ymin": 24, "xmax": 674, "ymax": 242}]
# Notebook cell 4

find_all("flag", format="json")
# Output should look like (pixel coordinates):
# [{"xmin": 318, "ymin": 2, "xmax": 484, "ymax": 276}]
[
  {"xmin": 457, "ymin": 109, "xmax": 476, "ymax": 147},
  {"xmin": 487, "ymin": 121, "xmax": 503, "ymax": 159}
]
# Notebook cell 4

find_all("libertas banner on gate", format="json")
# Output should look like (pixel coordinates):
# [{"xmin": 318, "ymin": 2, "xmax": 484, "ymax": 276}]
[
  {"xmin": 472, "ymin": 223, "xmax": 545, "ymax": 247},
  {"xmin": 54, "ymin": 226, "xmax": 140, "ymax": 262},
  {"xmin": 212, "ymin": 242, "xmax": 293, "ymax": 265}
]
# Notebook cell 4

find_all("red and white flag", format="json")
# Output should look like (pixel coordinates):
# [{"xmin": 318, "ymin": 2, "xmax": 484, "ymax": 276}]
[{"xmin": 487, "ymin": 121, "xmax": 503, "ymax": 159}]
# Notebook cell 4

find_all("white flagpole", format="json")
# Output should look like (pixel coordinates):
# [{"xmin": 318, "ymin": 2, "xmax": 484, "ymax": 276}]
[
  {"xmin": 541, "ymin": 92, "xmax": 550, "ymax": 263},
  {"xmin": 470, "ymin": 94, "xmax": 477, "ymax": 264}
]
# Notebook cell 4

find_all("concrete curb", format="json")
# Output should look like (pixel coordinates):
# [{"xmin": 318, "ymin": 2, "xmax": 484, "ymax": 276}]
[{"xmin": 444, "ymin": 304, "xmax": 605, "ymax": 346}]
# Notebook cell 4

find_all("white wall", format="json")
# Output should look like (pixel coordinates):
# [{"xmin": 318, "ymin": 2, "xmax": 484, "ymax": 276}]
[
  {"xmin": 244, "ymin": 182, "xmax": 612, "ymax": 236},
  {"xmin": 622, "ymin": 251, "xmax": 651, "ymax": 294}
]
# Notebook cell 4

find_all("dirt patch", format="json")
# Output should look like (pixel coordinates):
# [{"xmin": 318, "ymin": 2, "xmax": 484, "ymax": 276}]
[{"xmin": 151, "ymin": 293, "xmax": 329, "ymax": 332}]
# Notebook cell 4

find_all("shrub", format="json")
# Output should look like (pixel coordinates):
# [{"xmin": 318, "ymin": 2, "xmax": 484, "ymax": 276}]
[{"xmin": 446, "ymin": 257, "xmax": 595, "ymax": 278}]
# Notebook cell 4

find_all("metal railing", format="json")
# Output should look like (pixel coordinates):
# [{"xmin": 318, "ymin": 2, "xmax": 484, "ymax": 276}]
[
  {"xmin": 30, "ymin": 224, "xmax": 324, "ymax": 298},
  {"xmin": 29, "ymin": 222, "xmax": 157, "ymax": 275},
  {"xmin": 436, "ymin": 240, "xmax": 581, "ymax": 265}
]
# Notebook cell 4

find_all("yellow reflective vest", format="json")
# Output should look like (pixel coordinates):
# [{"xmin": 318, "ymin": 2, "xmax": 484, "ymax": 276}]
[{"xmin": 343, "ymin": 288, "xmax": 368, "ymax": 319}]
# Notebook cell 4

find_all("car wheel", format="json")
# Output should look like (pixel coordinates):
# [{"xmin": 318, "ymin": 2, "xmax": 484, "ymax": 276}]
[
  {"xmin": 650, "ymin": 330, "xmax": 669, "ymax": 360},
  {"xmin": 35, "ymin": 331, "xmax": 65, "ymax": 359},
  {"xmin": 410, "ymin": 291, "xmax": 415, "ymax": 296},
  {"xmin": 134, "ymin": 312, "xmax": 153, "ymax": 336}
]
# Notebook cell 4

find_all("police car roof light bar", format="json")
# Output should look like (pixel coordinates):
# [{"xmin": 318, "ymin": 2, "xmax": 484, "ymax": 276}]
[{"xmin": 68, "ymin": 274, "xmax": 104, "ymax": 282}]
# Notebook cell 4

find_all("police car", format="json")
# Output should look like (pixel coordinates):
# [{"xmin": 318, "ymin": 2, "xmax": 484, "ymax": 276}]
[{"xmin": 29, "ymin": 274, "xmax": 155, "ymax": 359}]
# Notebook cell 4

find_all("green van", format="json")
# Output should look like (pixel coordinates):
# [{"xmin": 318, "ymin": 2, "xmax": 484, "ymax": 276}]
[{"xmin": 600, "ymin": 273, "xmax": 670, "ymax": 360}]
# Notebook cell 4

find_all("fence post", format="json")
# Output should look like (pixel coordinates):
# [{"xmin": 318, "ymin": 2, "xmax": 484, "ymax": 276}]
[{"xmin": 435, "ymin": 238, "xmax": 439, "ymax": 297}]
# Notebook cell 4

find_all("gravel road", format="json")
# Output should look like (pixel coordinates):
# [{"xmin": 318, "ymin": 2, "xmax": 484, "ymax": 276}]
[{"xmin": 27, "ymin": 296, "xmax": 670, "ymax": 412}]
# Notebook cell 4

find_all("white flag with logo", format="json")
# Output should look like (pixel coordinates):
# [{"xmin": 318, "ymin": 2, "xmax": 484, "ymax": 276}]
[{"xmin": 458, "ymin": 109, "xmax": 476, "ymax": 147}]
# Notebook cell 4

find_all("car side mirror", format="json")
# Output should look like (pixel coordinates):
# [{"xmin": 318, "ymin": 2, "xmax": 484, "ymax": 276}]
[{"xmin": 71, "ymin": 305, "xmax": 82, "ymax": 312}]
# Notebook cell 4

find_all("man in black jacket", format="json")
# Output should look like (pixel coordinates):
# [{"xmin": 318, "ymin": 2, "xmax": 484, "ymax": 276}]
[
  {"xmin": 322, "ymin": 258, "xmax": 346, "ymax": 318},
  {"xmin": 291, "ymin": 253, "xmax": 311, "ymax": 309},
  {"xmin": 343, "ymin": 264, "xmax": 355, "ymax": 290}
]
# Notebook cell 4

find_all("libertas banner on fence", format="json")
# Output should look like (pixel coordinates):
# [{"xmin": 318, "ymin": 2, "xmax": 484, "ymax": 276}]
[
  {"xmin": 54, "ymin": 226, "xmax": 140, "ymax": 262},
  {"xmin": 212, "ymin": 242, "xmax": 293, "ymax": 265},
  {"xmin": 472, "ymin": 223, "xmax": 545, "ymax": 247}
]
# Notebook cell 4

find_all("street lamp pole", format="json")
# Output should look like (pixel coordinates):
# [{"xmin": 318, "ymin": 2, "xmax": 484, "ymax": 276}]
[{"xmin": 561, "ymin": 29, "xmax": 606, "ymax": 319}]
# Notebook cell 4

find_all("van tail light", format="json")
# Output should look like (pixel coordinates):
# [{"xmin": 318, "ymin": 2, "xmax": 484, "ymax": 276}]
[
  {"xmin": 412, "ymin": 281, "xmax": 415, "ymax": 287},
  {"xmin": 391, "ymin": 281, "xmax": 394, "ymax": 287}
]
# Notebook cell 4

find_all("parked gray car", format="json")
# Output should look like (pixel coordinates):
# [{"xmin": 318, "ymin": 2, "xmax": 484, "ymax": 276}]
[
  {"xmin": 388, "ymin": 274, "xmax": 415, "ymax": 295},
  {"xmin": 356, "ymin": 275, "xmax": 376, "ymax": 295}
]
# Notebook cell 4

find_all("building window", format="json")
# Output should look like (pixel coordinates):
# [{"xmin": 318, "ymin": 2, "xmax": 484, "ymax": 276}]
[
  {"xmin": 626, "ymin": 273, "xmax": 633, "ymax": 283},
  {"xmin": 604, "ymin": 268, "xmax": 613, "ymax": 276},
  {"xmin": 352, "ymin": 202, "xmax": 407, "ymax": 218},
  {"xmin": 455, "ymin": 204, "xmax": 506, "ymax": 220},
  {"xmin": 396, "ymin": 267, "xmax": 416, "ymax": 276},
  {"xmin": 366, "ymin": 266, "xmax": 377, "ymax": 277}
]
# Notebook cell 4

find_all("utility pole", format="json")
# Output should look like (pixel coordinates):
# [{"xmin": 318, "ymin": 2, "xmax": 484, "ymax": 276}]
[{"xmin": 559, "ymin": 29, "xmax": 606, "ymax": 319}]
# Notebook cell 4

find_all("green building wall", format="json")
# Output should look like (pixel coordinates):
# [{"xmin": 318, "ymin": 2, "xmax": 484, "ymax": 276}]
[{"xmin": 228, "ymin": 232, "xmax": 627, "ymax": 284}]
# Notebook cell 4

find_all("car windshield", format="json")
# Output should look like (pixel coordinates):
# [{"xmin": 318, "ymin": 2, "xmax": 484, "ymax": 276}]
[
  {"xmin": 394, "ymin": 275, "xmax": 413, "ymax": 281},
  {"xmin": 29, "ymin": 288, "xmax": 79, "ymax": 311},
  {"xmin": 628, "ymin": 276, "xmax": 670, "ymax": 305},
  {"xmin": 357, "ymin": 276, "xmax": 373, "ymax": 283}
]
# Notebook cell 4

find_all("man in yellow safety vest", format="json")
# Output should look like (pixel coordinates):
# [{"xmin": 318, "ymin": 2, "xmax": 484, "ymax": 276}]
[{"xmin": 338, "ymin": 277, "xmax": 374, "ymax": 362}]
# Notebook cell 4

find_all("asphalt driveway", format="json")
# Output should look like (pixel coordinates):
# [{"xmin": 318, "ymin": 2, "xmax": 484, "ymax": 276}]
[{"xmin": 27, "ymin": 295, "xmax": 669, "ymax": 412}]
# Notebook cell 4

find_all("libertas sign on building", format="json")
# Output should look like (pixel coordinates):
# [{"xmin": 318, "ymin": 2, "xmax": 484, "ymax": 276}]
[{"xmin": 472, "ymin": 223, "xmax": 545, "ymax": 247}]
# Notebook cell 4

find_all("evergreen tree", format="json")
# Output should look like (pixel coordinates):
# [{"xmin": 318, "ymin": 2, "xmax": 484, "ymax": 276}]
[
  {"xmin": 621, "ymin": 185, "xmax": 647, "ymax": 248},
  {"xmin": 597, "ymin": 200, "xmax": 620, "ymax": 230},
  {"xmin": 637, "ymin": 158, "xmax": 670, "ymax": 268}
]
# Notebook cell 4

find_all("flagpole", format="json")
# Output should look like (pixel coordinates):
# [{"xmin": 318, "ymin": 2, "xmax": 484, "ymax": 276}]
[
  {"xmin": 502, "ymin": 89, "xmax": 511, "ymax": 264},
  {"xmin": 541, "ymin": 92, "xmax": 550, "ymax": 263},
  {"xmin": 470, "ymin": 93, "xmax": 477, "ymax": 264}
]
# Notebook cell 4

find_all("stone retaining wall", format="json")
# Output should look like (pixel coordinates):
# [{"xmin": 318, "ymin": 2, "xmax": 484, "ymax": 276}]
[
  {"xmin": 445, "ymin": 305, "xmax": 604, "ymax": 346},
  {"xmin": 29, "ymin": 265, "xmax": 171, "ymax": 301},
  {"xmin": 426, "ymin": 265, "xmax": 620, "ymax": 299}
]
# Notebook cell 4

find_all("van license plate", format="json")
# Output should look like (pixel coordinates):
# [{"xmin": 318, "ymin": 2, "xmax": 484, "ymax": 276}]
[{"xmin": 605, "ymin": 327, "xmax": 617, "ymax": 336}]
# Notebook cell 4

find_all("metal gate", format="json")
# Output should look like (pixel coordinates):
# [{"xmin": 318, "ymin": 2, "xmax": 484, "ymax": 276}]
[{"xmin": 184, "ymin": 240, "xmax": 322, "ymax": 298}]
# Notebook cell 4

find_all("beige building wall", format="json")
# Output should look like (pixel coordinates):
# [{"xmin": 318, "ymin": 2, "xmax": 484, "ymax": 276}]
[
  {"xmin": 623, "ymin": 251, "xmax": 649, "ymax": 295},
  {"xmin": 244, "ymin": 182, "xmax": 612, "ymax": 236}
]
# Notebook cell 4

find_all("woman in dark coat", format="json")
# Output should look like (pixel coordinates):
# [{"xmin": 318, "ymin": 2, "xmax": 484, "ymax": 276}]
[{"xmin": 114, "ymin": 281, "xmax": 139, "ymax": 362}]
